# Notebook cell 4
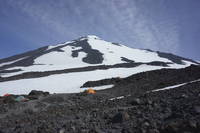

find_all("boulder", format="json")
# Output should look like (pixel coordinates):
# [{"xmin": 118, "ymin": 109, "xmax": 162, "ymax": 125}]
[
  {"xmin": 29, "ymin": 90, "xmax": 49, "ymax": 96},
  {"xmin": 130, "ymin": 98, "xmax": 141, "ymax": 105},
  {"xmin": 111, "ymin": 112, "xmax": 130, "ymax": 123},
  {"xmin": 3, "ymin": 95, "xmax": 16, "ymax": 104},
  {"xmin": 194, "ymin": 106, "xmax": 200, "ymax": 113}
]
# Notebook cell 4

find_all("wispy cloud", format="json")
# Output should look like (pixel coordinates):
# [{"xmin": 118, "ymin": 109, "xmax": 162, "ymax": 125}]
[
  {"xmin": 4, "ymin": 0, "xmax": 180, "ymax": 53},
  {"xmin": 107, "ymin": 0, "xmax": 180, "ymax": 52}
]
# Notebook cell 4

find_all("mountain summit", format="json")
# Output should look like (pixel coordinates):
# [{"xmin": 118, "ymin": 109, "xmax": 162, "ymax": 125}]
[{"xmin": 0, "ymin": 35, "xmax": 198, "ymax": 95}]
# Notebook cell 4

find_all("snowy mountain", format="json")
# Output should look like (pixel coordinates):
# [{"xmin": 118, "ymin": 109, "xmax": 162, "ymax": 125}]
[{"xmin": 0, "ymin": 35, "xmax": 198, "ymax": 95}]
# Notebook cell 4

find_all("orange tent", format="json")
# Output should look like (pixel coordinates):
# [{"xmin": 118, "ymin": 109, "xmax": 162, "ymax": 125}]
[{"xmin": 86, "ymin": 88, "xmax": 96, "ymax": 94}]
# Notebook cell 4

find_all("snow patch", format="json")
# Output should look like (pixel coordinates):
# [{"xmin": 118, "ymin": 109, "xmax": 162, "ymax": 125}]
[
  {"xmin": 109, "ymin": 95, "xmax": 131, "ymax": 101},
  {"xmin": 150, "ymin": 79, "xmax": 200, "ymax": 92},
  {"xmin": 0, "ymin": 65, "xmax": 164, "ymax": 95},
  {"xmin": 0, "ymin": 57, "xmax": 28, "ymax": 67},
  {"xmin": 86, "ymin": 35, "xmax": 100, "ymax": 39},
  {"xmin": 109, "ymin": 96, "xmax": 125, "ymax": 101},
  {"xmin": 87, "ymin": 38, "xmax": 172, "ymax": 65},
  {"xmin": 46, "ymin": 41, "xmax": 74, "ymax": 51}
]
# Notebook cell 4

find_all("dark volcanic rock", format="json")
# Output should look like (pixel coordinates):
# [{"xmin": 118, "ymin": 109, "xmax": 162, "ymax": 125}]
[
  {"xmin": 111, "ymin": 112, "xmax": 130, "ymax": 123},
  {"xmin": 69, "ymin": 39, "xmax": 104, "ymax": 64},
  {"xmin": 82, "ymin": 77, "xmax": 122, "ymax": 88},
  {"xmin": 29, "ymin": 90, "xmax": 49, "ymax": 96},
  {"xmin": 130, "ymin": 98, "xmax": 142, "ymax": 105},
  {"xmin": 28, "ymin": 90, "xmax": 50, "ymax": 100},
  {"xmin": 3, "ymin": 95, "xmax": 16, "ymax": 104},
  {"xmin": 194, "ymin": 106, "xmax": 200, "ymax": 114},
  {"xmin": 156, "ymin": 51, "xmax": 199, "ymax": 65},
  {"xmin": 99, "ymin": 65, "xmax": 200, "ymax": 97}
]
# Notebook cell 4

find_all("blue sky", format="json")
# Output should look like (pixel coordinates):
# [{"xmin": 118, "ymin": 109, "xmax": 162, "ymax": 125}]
[{"xmin": 0, "ymin": 0, "xmax": 199, "ymax": 60}]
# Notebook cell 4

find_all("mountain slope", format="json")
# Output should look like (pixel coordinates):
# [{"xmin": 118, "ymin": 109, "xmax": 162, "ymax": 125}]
[
  {"xmin": 0, "ymin": 65, "xmax": 200, "ymax": 133},
  {"xmin": 0, "ymin": 35, "xmax": 198, "ymax": 95}
]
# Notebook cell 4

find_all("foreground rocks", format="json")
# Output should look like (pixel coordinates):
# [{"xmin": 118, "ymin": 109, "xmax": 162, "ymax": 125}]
[
  {"xmin": 0, "ymin": 65, "xmax": 200, "ymax": 133},
  {"xmin": 0, "ymin": 81, "xmax": 199, "ymax": 133}
]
